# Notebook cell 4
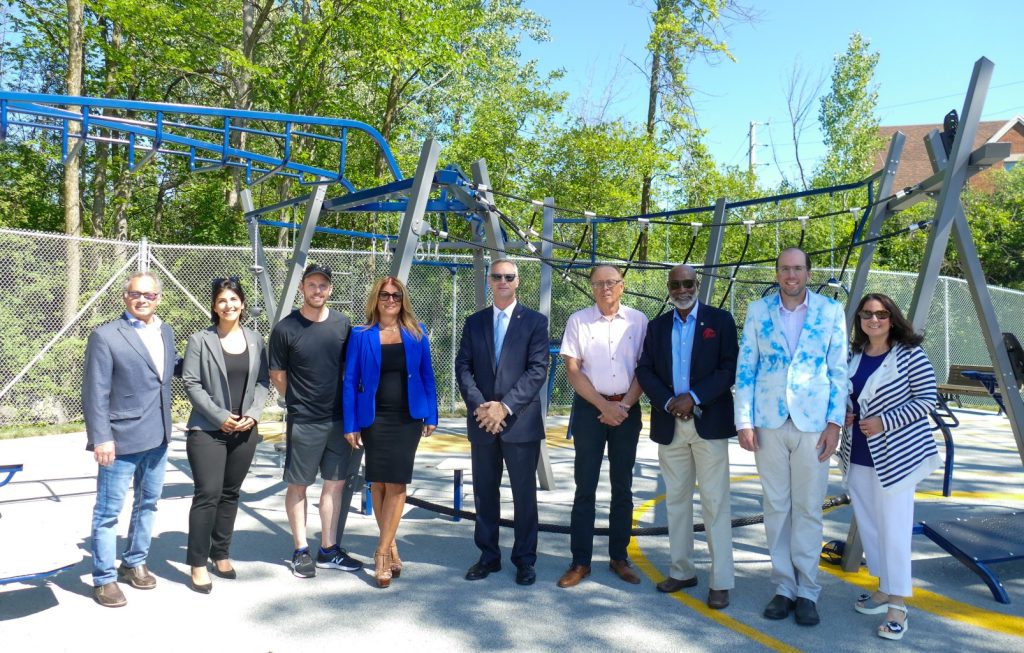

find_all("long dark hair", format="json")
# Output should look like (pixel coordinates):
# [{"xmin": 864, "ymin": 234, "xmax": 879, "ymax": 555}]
[
  {"xmin": 210, "ymin": 277, "xmax": 247, "ymax": 325},
  {"xmin": 851, "ymin": 293, "xmax": 923, "ymax": 352}
]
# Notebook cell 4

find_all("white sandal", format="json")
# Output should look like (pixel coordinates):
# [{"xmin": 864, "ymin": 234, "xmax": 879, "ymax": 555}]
[{"xmin": 878, "ymin": 604, "xmax": 909, "ymax": 641}]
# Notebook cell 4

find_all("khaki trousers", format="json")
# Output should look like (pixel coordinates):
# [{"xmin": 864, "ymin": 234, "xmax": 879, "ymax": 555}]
[
  {"xmin": 658, "ymin": 417, "xmax": 734, "ymax": 590},
  {"xmin": 754, "ymin": 419, "xmax": 830, "ymax": 601}
]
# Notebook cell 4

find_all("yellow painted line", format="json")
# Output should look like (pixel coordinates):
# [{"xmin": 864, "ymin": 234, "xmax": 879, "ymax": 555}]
[
  {"xmin": 818, "ymin": 564, "xmax": 1024, "ymax": 638},
  {"xmin": 628, "ymin": 495, "xmax": 802, "ymax": 653}
]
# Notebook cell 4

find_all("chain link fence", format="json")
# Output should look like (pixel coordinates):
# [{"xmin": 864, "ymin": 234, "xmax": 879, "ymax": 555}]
[{"xmin": 1, "ymin": 226, "xmax": 1021, "ymax": 427}]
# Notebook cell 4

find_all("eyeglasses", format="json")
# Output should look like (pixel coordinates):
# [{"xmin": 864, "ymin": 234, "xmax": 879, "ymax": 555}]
[
  {"xmin": 125, "ymin": 291, "xmax": 159, "ymax": 300},
  {"xmin": 590, "ymin": 279, "xmax": 623, "ymax": 289},
  {"xmin": 667, "ymin": 279, "xmax": 697, "ymax": 290},
  {"xmin": 378, "ymin": 291, "xmax": 404, "ymax": 303},
  {"xmin": 778, "ymin": 266, "xmax": 807, "ymax": 275},
  {"xmin": 489, "ymin": 273, "xmax": 517, "ymax": 282},
  {"xmin": 858, "ymin": 310, "xmax": 891, "ymax": 320}
]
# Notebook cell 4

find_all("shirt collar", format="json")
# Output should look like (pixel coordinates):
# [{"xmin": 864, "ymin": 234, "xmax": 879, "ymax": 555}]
[
  {"xmin": 493, "ymin": 301, "xmax": 516, "ymax": 319},
  {"xmin": 591, "ymin": 303, "xmax": 624, "ymax": 321},
  {"xmin": 671, "ymin": 300, "xmax": 700, "ymax": 324},
  {"xmin": 124, "ymin": 312, "xmax": 162, "ymax": 330},
  {"xmin": 779, "ymin": 291, "xmax": 809, "ymax": 314}
]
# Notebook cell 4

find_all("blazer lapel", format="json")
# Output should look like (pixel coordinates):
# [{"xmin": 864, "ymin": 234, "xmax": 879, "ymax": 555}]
[
  {"xmin": 118, "ymin": 321, "xmax": 160, "ymax": 377},
  {"xmin": 484, "ymin": 308, "xmax": 497, "ymax": 372},
  {"xmin": 496, "ymin": 303, "xmax": 524, "ymax": 369},
  {"xmin": 793, "ymin": 291, "xmax": 821, "ymax": 357},
  {"xmin": 369, "ymin": 325, "xmax": 382, "ymax": 366},
  {"xmin": 767, "ymin": 294, "xmax": 791, "ymax": 357},
  {"xmin": 245, "ymin": 328, "xmax": 261, "ymax": 379},
  {"xmin": 203, "ymin": 329, "xmax": 228, "ymax": 379}
]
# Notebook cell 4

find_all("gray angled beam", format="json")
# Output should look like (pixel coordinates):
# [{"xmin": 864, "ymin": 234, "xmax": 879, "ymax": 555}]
[
  {"xmin": 273, "ymin": 180, "xmax": 328, "ymax": 326},
  {"xmin": 536, "ymin": 198, "xmax": 556, "ymax": 490},
  {"xmin": 240, "ymin": 189, "xmax": 279, "ymax": 323},
  {"xmin": 845, "ymin": 132, "xmax": 905, "ymax": 331},
  {"xmin": 908, "ymin": 57, "xmax": 993, "ymax": 331},
  {"xmin": 699, "ymin": 197, "xmax": 728, "ymax": 304},
  {"xmin": 470, "ymin": 159, "xmax": 506, "ymax": 258},
  {"xmin": 389, "ymin": 138, "xmax": 441, "ymax": 283}
]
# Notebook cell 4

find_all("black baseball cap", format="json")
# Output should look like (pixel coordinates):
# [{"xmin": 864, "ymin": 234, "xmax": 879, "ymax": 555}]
[{"xmin": 301, "ymin": 263, "xmax": 332, "ymax": 282}]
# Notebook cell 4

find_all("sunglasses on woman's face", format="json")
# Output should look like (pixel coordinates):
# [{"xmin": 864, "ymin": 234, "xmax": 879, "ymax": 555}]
[
  {"xmin": 378, "ymin": 291, "xmax": 404, "ymax": 303},
  {"xmin": 858, "ymin": 310, "xmax": 891, "ymax": 320}
]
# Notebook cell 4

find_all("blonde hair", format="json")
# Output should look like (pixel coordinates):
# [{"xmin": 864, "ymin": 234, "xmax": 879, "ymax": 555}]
[{"xmin": 362, "ymin": 276, "xmax": 423, "ymax": 339}]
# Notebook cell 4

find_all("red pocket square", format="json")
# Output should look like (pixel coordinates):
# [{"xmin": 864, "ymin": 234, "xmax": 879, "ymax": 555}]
[{"xmin": 702, "ymin": 327, "xmax": 716, "ymax": 339}]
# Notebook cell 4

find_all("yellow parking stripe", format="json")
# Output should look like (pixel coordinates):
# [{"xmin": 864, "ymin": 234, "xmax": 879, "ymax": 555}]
[
  {"xmin": 819, "ymin": 564, "xmax": 1024, "ymax": 638},
  {"xmin": 628, "ymin": 495, "xmax": 802, "ymax": 653}
]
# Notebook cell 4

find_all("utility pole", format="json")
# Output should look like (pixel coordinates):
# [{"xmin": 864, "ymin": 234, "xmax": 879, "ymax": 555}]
[{"xmin": 748, "ymin": 121, "xmax": 770, "ymax": 173}]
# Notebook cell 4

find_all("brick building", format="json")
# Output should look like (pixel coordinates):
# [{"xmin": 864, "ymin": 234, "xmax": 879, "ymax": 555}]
[{"xmin": 873, "ymin": 116, "xmax": 1023, "ymax": 193}]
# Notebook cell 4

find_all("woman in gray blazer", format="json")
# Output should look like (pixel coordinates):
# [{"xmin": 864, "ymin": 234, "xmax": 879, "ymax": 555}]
[{"xmin": 182, "ymin": 278, "xmax": 269, "ymax": 593}]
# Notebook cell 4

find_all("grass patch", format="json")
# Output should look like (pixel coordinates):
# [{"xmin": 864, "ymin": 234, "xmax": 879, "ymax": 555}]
[{"xmin": 0, "ymin": 421, "xmax": 85, "ymax": 440}]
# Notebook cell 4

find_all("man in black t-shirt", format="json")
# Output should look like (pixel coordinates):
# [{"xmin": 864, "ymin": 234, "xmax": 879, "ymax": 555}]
[{"xmin": 269, "ymin": 264, "xmax": 363, "ymax": 578}]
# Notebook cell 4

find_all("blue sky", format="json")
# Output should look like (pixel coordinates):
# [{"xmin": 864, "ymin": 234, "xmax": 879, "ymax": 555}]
[{"xmin": 520, "ymin": 0, "xmax": 1024, "ymax": 187}]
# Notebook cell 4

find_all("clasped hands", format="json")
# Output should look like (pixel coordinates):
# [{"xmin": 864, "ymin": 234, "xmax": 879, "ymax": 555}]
[
  {"xmin": 220, "ymin": 414, "xmax": 256, "ymax": 433},
  {"xmin": 475, "ymin": 401, "xmax": 508, "ymax": 435},
  {"xmin": 666, "ymin": 394, "xmax": 695, "ymax": 422},
  {"xmin": 845, "ymin": 411, "xmax": 883, "ymax": 438}
]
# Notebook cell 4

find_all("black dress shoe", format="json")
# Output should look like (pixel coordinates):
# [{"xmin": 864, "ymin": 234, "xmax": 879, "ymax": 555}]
[
  {"xmin": 465, "ymin": 560, "xmax": 501, "ymax": 581},
  {"xmin": 189, "ymin": 579, "xmax": 213, "ymax": 594},
  {"xmin": 763, "ymin": 594, "xmax": 796, "ymax": 620},
  {"xmin": 794, "ymin": 597, "xmax": 820, "ymax": 626},
  {"xmin": 210, "ymin": 563, "xmax": 237, "ymax": 580},
  {"xmin": 515, "ymin": 565, "xmax": 536, "ymax": 586}
]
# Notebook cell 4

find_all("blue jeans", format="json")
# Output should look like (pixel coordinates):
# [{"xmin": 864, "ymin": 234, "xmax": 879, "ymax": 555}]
[{"xmin": 91, "ymin": 443, "xmax": 168, "ymax": 586}]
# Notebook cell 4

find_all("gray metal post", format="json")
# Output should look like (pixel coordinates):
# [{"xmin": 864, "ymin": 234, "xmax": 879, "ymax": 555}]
[
  {"xmin": 700, "ymin": 197, "xmax": 728, "ymax": 304},
  {"xmin": 845, "ymin": 132, "xmax": 906, "ymax": 330},
  {"xmin": 240, "ymin": 189, "xmax": 279, "ymax": 324},
  {"xmin": 272, "ymin": 182, "xmax": 328, "ymax": 326},
  {"xmin": 471, "ymin": 226, "xmax": 488, "ymax": 310},
  {"xmin": 389, "ymin": 138, "xmax": 441, "ymax": 283},
  {"xmin": 908, "ymin": 57, "xmax": 993, "ymax": 331},
  {"xmin": 470, "ymin": 159, "xmax": 506, "ymax": 257},
  {"xmin": 535, "ymin": 198, "xmax": 556, "ymax": 490}
]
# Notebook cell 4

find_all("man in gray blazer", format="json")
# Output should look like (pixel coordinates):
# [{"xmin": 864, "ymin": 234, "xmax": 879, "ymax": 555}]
[{"xmin": 83, "ymin": 272, "xmax": 176, "ymax": 608}]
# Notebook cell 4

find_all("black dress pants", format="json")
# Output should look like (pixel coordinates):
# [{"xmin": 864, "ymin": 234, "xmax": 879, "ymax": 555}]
[
  {"xmin": 470, "ymin": 436, "xmax": 541, "ymax": 569},
  {"xmin": 186, "ymin": 428, "xmax": 258, "ymax": 566},
  {"xmin": 568, "ymin": 396, "xmax": 641, "ymax": 566}
]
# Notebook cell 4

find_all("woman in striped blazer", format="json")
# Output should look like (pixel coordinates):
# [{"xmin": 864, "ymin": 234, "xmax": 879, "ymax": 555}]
[{"xmin": 840, "ymin": 293, "xmax": 940, "ymax": 642}]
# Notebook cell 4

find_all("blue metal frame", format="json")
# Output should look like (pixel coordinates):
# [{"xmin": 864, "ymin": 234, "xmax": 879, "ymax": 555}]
[{"xmin": 0, "ymin": 91, "xmax": 403, "ymax": 188}]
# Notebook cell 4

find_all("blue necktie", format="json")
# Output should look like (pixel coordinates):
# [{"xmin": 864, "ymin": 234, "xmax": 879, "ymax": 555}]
[{"xmin": 494, "ymin": 311, "xmax": 508, "ymax": 359}]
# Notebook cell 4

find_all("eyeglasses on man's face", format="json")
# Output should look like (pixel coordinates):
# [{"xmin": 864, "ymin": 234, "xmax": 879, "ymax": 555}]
[
  {"xmin": 778, "ymin": 266, "xmax": 807, "ymax": 275},
  {"xmin": 590, "ymin": 279, "xmax": 623, "ymax": 289},
  {"xmin": 858, "ymin": 310, "xmax": 891, "ymax": 321},
  {"xmin": 667, "ymin": 279, "xmax": 697, "ymax": 290},
  {"xmin": 489, "ymin": 273, "xmax": 517, "ymax": 282},
  {"xmin": 378, "ymin": 291, "xmax": 404, "ymax": 303},
  {"xmin": 125, "ymin": 291, "xmax": 159, "ymax": 300}
]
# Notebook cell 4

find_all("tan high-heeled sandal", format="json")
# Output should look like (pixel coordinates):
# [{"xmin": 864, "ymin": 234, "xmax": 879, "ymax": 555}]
[
  {"xmin": 374, "ymin": 551, "xmax": 392, "ymax": 589},
  {"xmin": 390, "ymin": 542, "xmax": 403, "ymax": 578}
]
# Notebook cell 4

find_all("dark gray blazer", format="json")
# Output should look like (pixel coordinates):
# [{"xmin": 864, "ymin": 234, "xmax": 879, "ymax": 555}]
[
  {"xmin": 83, "ymin": 315, "xmax": 176, "ymax": 455},
  {"xmin": 181, "ymin": 326, "xmax": 269, "ymax": 432}
]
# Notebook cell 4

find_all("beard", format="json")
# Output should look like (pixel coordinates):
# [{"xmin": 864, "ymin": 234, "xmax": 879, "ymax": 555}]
[{"xmin": 669, "ymin": 294, "xmax": 696, "ymax": 311}]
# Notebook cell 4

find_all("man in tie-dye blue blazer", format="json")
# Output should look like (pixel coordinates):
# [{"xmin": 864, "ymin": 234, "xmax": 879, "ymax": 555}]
[{"xmin": 734, "ymin": 248, "xmax": 848, "ymax": 627}]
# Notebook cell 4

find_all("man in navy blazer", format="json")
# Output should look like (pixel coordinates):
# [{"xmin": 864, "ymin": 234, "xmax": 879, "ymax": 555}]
[
  {"xmin": 83, "ymin": 272, "xmax": 176, "ymax": 608},
  {"xmin": 635, "ymin": 264, "xmax": 738, "ymax": 609},
  {"xmin": 455, "ymin": 259, "xmax": 549, "ymax": 586}
]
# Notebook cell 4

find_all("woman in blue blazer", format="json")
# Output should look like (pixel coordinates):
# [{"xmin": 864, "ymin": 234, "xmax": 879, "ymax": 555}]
[
  {"xmin": 840, "ymin": 293, "xmax": 939, "ymax": 641},
  {"xmin": 182, "ymin": 278, "xmax": 269, "ymax": 593},
  {"xmin": 343, "ymin": 276, "xmax": 438, "ymax": 587}
]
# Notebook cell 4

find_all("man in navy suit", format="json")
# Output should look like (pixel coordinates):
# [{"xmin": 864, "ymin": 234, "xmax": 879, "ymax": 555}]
[
  {"xmin": 635, "ymin": 264, "xmax": 738, "ymax": 609},
  {"xmin": 455, "ymin": 258, "xmax": 549, "ymax": 586},
  {"xmin": 83, "ymin": 272, "xmax": 176, "ymax": 608}
]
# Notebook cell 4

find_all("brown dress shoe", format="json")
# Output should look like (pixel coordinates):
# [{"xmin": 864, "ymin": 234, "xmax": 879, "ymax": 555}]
[
  {"xmin": 93, "ymin": 582, "xmax": 127, "ymax": 608},
  {"xmin": 656, "ymin": 576, "xmax": 698, "ymax": 593},
  {"xmin": 707, "ymin": 588, "xmax": 730, "ymax": 609},
  {"xmin": 117, "ymin": 563, "xmax": 157, "ymax": 589},
  {"xmin": 557, "ymin": 564, "xmax": 591, "ymax": 588},
  {"xmin": 609, "ymin": 559, "xmax": 641, "ymax": 585}
]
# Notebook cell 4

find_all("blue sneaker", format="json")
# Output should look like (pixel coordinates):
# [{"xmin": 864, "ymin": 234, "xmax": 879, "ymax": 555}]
[{"xmin": 316, "ymin": 546, "xmax": 363, "ymax": 572}]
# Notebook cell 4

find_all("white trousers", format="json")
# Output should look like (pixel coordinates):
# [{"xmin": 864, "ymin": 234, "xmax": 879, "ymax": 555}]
[
  {"xmin": 754, "ymin": 419, "xmax": 830, "ymax": 601},
  {"xmin": 658, "ymin": 418, "xmax": 734, "ymax": 590},
  {"xmin": 847, "ymin": 463, "xmax": 915, "ymax": 597}
]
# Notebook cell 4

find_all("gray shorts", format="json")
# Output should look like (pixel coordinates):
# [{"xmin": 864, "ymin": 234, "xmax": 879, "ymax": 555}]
[{"xmin": 283, "ymin": 420, "xmax": 362, "ymax": 486}]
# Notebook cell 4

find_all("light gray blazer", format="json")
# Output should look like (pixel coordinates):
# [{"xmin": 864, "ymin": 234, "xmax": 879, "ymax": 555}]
[
  {"xmin": 182, "ymin": 326, "xmax": 269, "ymax": 432},
  {"xmin": 83, "ymin": 315, "xmax": 176, "ymax": 455}
]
